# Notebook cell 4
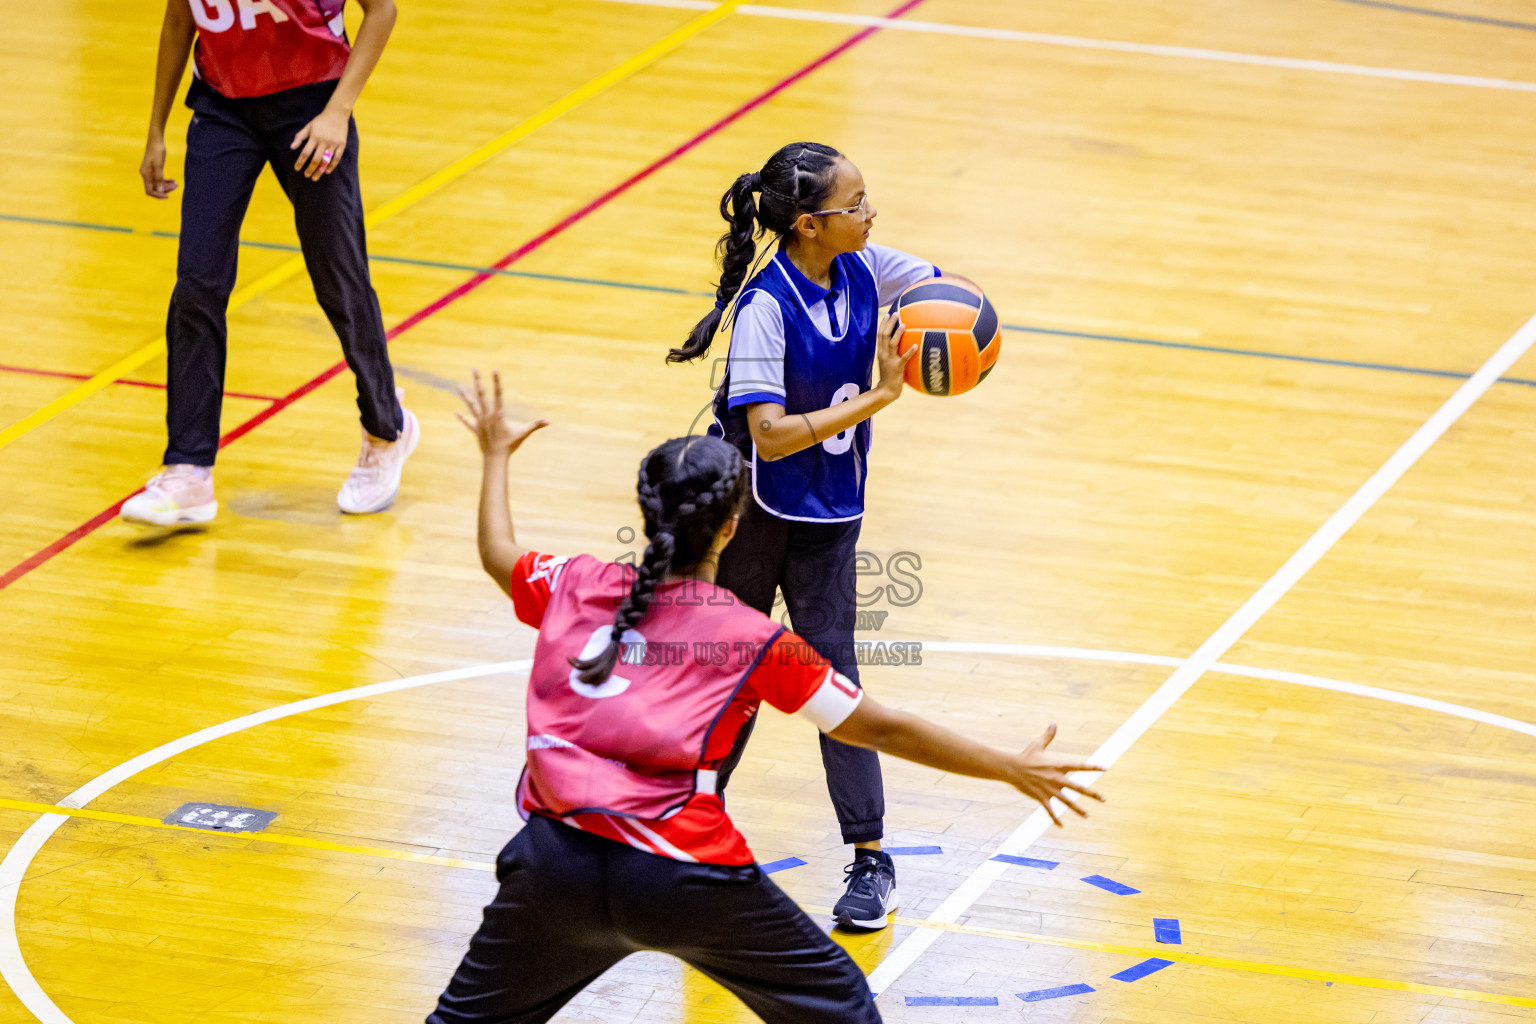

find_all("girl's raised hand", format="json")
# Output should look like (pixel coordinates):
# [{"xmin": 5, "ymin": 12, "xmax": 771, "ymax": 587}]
[
  {"xmin": 874, "ymin": 310, "xmax": 918, "ymax": 399},
  {"xmin": 456, "ymin": 369, "xmax": 549, "ymax": 458}
]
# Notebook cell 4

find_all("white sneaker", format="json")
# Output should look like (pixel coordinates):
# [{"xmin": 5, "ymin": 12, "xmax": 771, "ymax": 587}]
[
  {"xmin": 121, "ymin": 465, "xmax": 217, "ymax": 526},
  {"xmin": 338, "ymin": 393, "xmax": 419, "ymax": 514}
]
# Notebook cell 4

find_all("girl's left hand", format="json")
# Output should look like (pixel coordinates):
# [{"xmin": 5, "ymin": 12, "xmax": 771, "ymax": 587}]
[
  {"xmin": 1004, "ymin": 724, "xmax": 1106, "ymax": 828},
  {"xmin": 456, "ymin": 369, "xmax": 550, "ymax": 458},
  {"xmin": 291, "ymin": 107, "xmax": 350, "ymax": 180}
]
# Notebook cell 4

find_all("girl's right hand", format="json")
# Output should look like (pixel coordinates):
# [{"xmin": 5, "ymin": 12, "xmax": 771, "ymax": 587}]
[
  {"xmin": 456, "ymin": 369, "xmax": 549, "ymax": 458},
  {"xmin": 874, "ymin": 310, "xmax": 917, "ymax": 400},
  {"xmin": 140, "ymin": 135, "xmax": 177, "ymax": 199}
]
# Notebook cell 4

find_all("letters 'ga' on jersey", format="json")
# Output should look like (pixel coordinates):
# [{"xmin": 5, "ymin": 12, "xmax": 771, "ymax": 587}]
[
  {"xmin": 711, "ymin": 251, "xmax": 881, "ymax": 523},
  {"xmin": 510, "ymin": 552, "xmax": 863, "ymax": 865},
  {"xmin": 187, "ymin": 0, "xmax": 351, "ymax": 99}
]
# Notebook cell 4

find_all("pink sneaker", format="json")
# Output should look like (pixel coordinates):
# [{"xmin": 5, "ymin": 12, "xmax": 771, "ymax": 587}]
[
  {"xmin": 338, "ymin": 394, "xmax": 419, "ymax": 514},
  {"xmin": 121, "ymin": 465, "xmax": 217, "ymax": 526}
]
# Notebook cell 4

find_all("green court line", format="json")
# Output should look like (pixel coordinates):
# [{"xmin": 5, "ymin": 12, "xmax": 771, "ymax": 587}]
[{"xmin": 6, "ymin": 211, "xmax": 1536, "ymax": 388}]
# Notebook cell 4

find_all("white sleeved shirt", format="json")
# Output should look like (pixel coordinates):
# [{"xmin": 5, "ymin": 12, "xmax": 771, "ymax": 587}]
[{"xmin": 725, "ymin": 243, "xmax": 940, "ymax": 409}]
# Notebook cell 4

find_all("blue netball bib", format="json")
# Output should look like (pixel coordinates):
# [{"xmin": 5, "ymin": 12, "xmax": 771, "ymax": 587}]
[{"xmin": 712, "ymin": 251, "xmax": 879, "ymax": 522}]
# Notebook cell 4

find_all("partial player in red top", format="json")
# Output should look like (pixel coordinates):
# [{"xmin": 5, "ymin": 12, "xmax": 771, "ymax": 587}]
[
  {"xmin": 125, "ymin": 0, "xmax": 418, "ymax": 529},
  {"xmin": 424, "ymin": 370, "xmax": 1107, "ymax": 1024}
]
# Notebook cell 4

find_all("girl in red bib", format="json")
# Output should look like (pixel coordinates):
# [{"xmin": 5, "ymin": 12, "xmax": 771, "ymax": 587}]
[
  {"xmin": 128, "ymin": 0, "xmax": 416, "ymax": 527},
  {"xmin": 428, "ymin": 371, "xmax": 1105, "ymax": 1024}
]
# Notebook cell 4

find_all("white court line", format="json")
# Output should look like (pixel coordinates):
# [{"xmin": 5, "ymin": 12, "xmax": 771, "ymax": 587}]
[
  {"xmin": 1207, "ymin": 661, "xmax": 1536, "ymax": 739},
  {"xmin": 601, "ymin": 0, "xmax": 1536, "ymax": 93},
  {"xmin": 864, "ymin": 312, "xmax": 1536, "ymax": 998},
  {"xmin": 0, "ymin": 661, "xmax": 531, "ymax": 1024},
  {"xmin": 4, "ymin": 644, "xmax": 1536, "ymax": 1021}
]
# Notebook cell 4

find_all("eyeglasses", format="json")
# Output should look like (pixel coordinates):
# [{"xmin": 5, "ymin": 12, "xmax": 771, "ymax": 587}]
[{"xmin": 809, "ymin": 194, "xmax": 869, "ymax": 217}]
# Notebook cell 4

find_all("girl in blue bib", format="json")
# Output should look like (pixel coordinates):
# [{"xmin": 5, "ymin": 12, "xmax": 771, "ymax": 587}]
[{"xmin": 670, "ymin": 142, "xmax": 940, "ymax": 930}]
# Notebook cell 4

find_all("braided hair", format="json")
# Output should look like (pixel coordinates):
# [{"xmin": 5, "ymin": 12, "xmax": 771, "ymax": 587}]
[
  {"xmin": 569, "ymin": 435, "xmax": 750, "ymax": 686},
  {"xmin": 669, "ymin": 141, "xmax": 844, "ymax": 363}
]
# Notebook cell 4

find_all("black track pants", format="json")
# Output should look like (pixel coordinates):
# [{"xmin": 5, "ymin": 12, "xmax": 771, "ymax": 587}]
[
  {"xmin": 426, "ymin": 815, "xmax": 882, "ymax": 1024},
  {"xmin": 165, "ymin": 78, "xmax": 400, "ymax": 466},
  {"xmin": 713, "ymin": 499, "xmax": 885, "ymax": 844}
]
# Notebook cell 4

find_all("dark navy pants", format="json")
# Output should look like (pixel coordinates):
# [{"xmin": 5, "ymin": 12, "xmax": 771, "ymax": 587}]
[
  {"xmin": 714, "ymin": 498, "xmax": 886, "ymax": 844},
  {"xmin": 426, "ymin": 815, "xmax": 882, "ymax": 1024},
  {"xmin": 165, "ymin": 78, "xmax": 401, "ymax": 466}
]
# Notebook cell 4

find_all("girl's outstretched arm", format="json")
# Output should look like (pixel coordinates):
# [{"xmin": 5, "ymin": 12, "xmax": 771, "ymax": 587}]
[
  {"xmin": 830, "ymin": 695, "xmax": 1106, "ymax": 827},
  {"xmin": 456, "ymin": 370, "xmax": 549, "ymax": 597}
]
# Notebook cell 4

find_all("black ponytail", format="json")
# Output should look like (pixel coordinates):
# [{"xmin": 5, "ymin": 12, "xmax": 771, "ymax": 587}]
[
  {"xmin": 670, "ymin": 142, "xmax": 844, "ymax": 363},
  {"xmin": 570, "ymin": 435, "xmax": 750, "ymax": 686}
]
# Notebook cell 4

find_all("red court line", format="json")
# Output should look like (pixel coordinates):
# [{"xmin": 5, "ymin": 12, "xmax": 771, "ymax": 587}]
[
  {"xmin": 0, "ymin": 0, "xmax": 927, "ymax": 594},
  {"xmin": 0, "ymin": 362, "xmax": 280, "ymax": 403}
]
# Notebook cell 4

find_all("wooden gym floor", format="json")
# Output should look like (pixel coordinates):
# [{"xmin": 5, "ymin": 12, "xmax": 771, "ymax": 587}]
[{"xmin": 2, "ymin": 0, "xmax": 1535, "ymax": 1021}]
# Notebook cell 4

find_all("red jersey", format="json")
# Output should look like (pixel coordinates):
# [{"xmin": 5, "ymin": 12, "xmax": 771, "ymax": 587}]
[
  {"xmin": 509, "ymin": 552, "xmax": 863, "ymax": 865},
  {"xmin": 187, "ymin": 0, "xmax": 352, "ymax": 99}
]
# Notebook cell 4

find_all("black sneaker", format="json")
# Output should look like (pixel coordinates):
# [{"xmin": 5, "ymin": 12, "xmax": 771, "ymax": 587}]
[{"xmin": 833, "ymin": 849, "xmax": 897, "ymax": 930}]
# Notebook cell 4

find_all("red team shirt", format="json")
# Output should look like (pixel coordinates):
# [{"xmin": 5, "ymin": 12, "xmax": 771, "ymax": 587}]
[
  {"xmin": 509, "ymin": 551, "xmax": 863, "ymax": 865},
  {"xmin": 188, "ymin": 0, "xmax": 352, "ymax": 99}
]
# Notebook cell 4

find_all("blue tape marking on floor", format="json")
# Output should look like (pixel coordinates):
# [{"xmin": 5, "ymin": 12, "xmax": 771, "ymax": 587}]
[
  {"xmin": 1154, "ymin": 917, "xmax": 1182, "ymax": 944},
  {"xmin": 1111, "ymin": 958, "xmax": 1175, "ymax": 982},
  {"xmin": 991, "ymin": 854, "xmax": 1058, "ymax": 869},
  {"xmin": 904, "ymin": 996, "xmax": 999, "ymax": 1006},
  {"xmin": 884, "ymin": 845, "xmax": 943, "ymax": 855},
  {"xmin": 1327, "ymin": 0, "xmax": 1536, "ymax": 31},
  {"xmin": 761, "ymin": 857, "xmax": 806, "ymax": 874},
  {"xmin": 9, "ymin": 211, "xmax": 1536, "ymax": 388},
  {"xmin": 1018, "ymin": 983, "xmax": 1095, "ymax": 1002},
  {"xmin": 1082, "ymin": 874, "xmax": 1140, "ymax": 895}
]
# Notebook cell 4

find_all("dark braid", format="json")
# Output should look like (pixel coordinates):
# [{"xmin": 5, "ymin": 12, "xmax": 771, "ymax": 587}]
[
  {"xmin": 670, "ymin": 142, "xmax": 843, "ymax": 363},
  {"xmin": 570, "ymin": 436, "xmax": 750, "ymax": 686}
]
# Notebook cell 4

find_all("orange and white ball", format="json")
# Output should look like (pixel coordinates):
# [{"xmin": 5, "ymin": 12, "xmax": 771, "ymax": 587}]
[{"xmin": 891, "ymin": 277, "xmax": 1001, "ymax": 396}]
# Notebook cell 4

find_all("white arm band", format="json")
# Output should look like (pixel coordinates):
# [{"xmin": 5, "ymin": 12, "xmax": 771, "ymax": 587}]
[{"xmin": 796, "ymin": 669, "xmax": 864, "ymax": 732}]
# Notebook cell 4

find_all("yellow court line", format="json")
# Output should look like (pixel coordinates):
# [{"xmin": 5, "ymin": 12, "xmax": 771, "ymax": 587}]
[
  {"xmin": 4, "ymin": 795, "xmax": 1530, "ymax": 1010},
  {"xmin": 0, "ymin": 0, "xmax": 744, "ymax": 453}
]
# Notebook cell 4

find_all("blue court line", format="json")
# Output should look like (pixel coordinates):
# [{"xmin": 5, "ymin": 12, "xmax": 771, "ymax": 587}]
[
  {"xmin": 904, "ymin": 996, "xmax": 998, "ymax": 1006},
  {"xmin": 1082, "ymin": 874, "xmax": 1141, "ymax": 895},
  {"xmin": 1, "ymin": 214, "xmax": 705, "ymax": 298},
  {"xmin": 1111, "ymin": 958, "xmax": 1174, "ymax": 982},
  {"xmin": 7, "ymin": 211, "xmax": 1536, "ymax": 388},
  {"xmin": 0, "ymin": 212, "xmax": 135, "ymax": 234},
  {"xmin": 884, "ymin": 845, "xmax": 943, "ymax": 855},
  {"xmin": 760, "ymin": 856, "xmax": 806, "ymax": 874},
  {"xmin": 1018, "ymin": 983, "xmax": 1094, "ymax": 1002},
  {"xmin": 1327, "ymin": 0, "xmax": 1536, "ymax": 31},
  {"xmin": 990, "ymin": 853, "xmax": 1059, "ymax": 869},
  {"xmin": 1005, "ymin": 325, "xmax": 1536, "ymax": 389},
  {"xmin": 1154, "ymin": 917, "xmax": 1182, "ymax": 944},
  {"xmin": 207, "ymin": 234, "xmax": 707, "ymax": 297}
]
